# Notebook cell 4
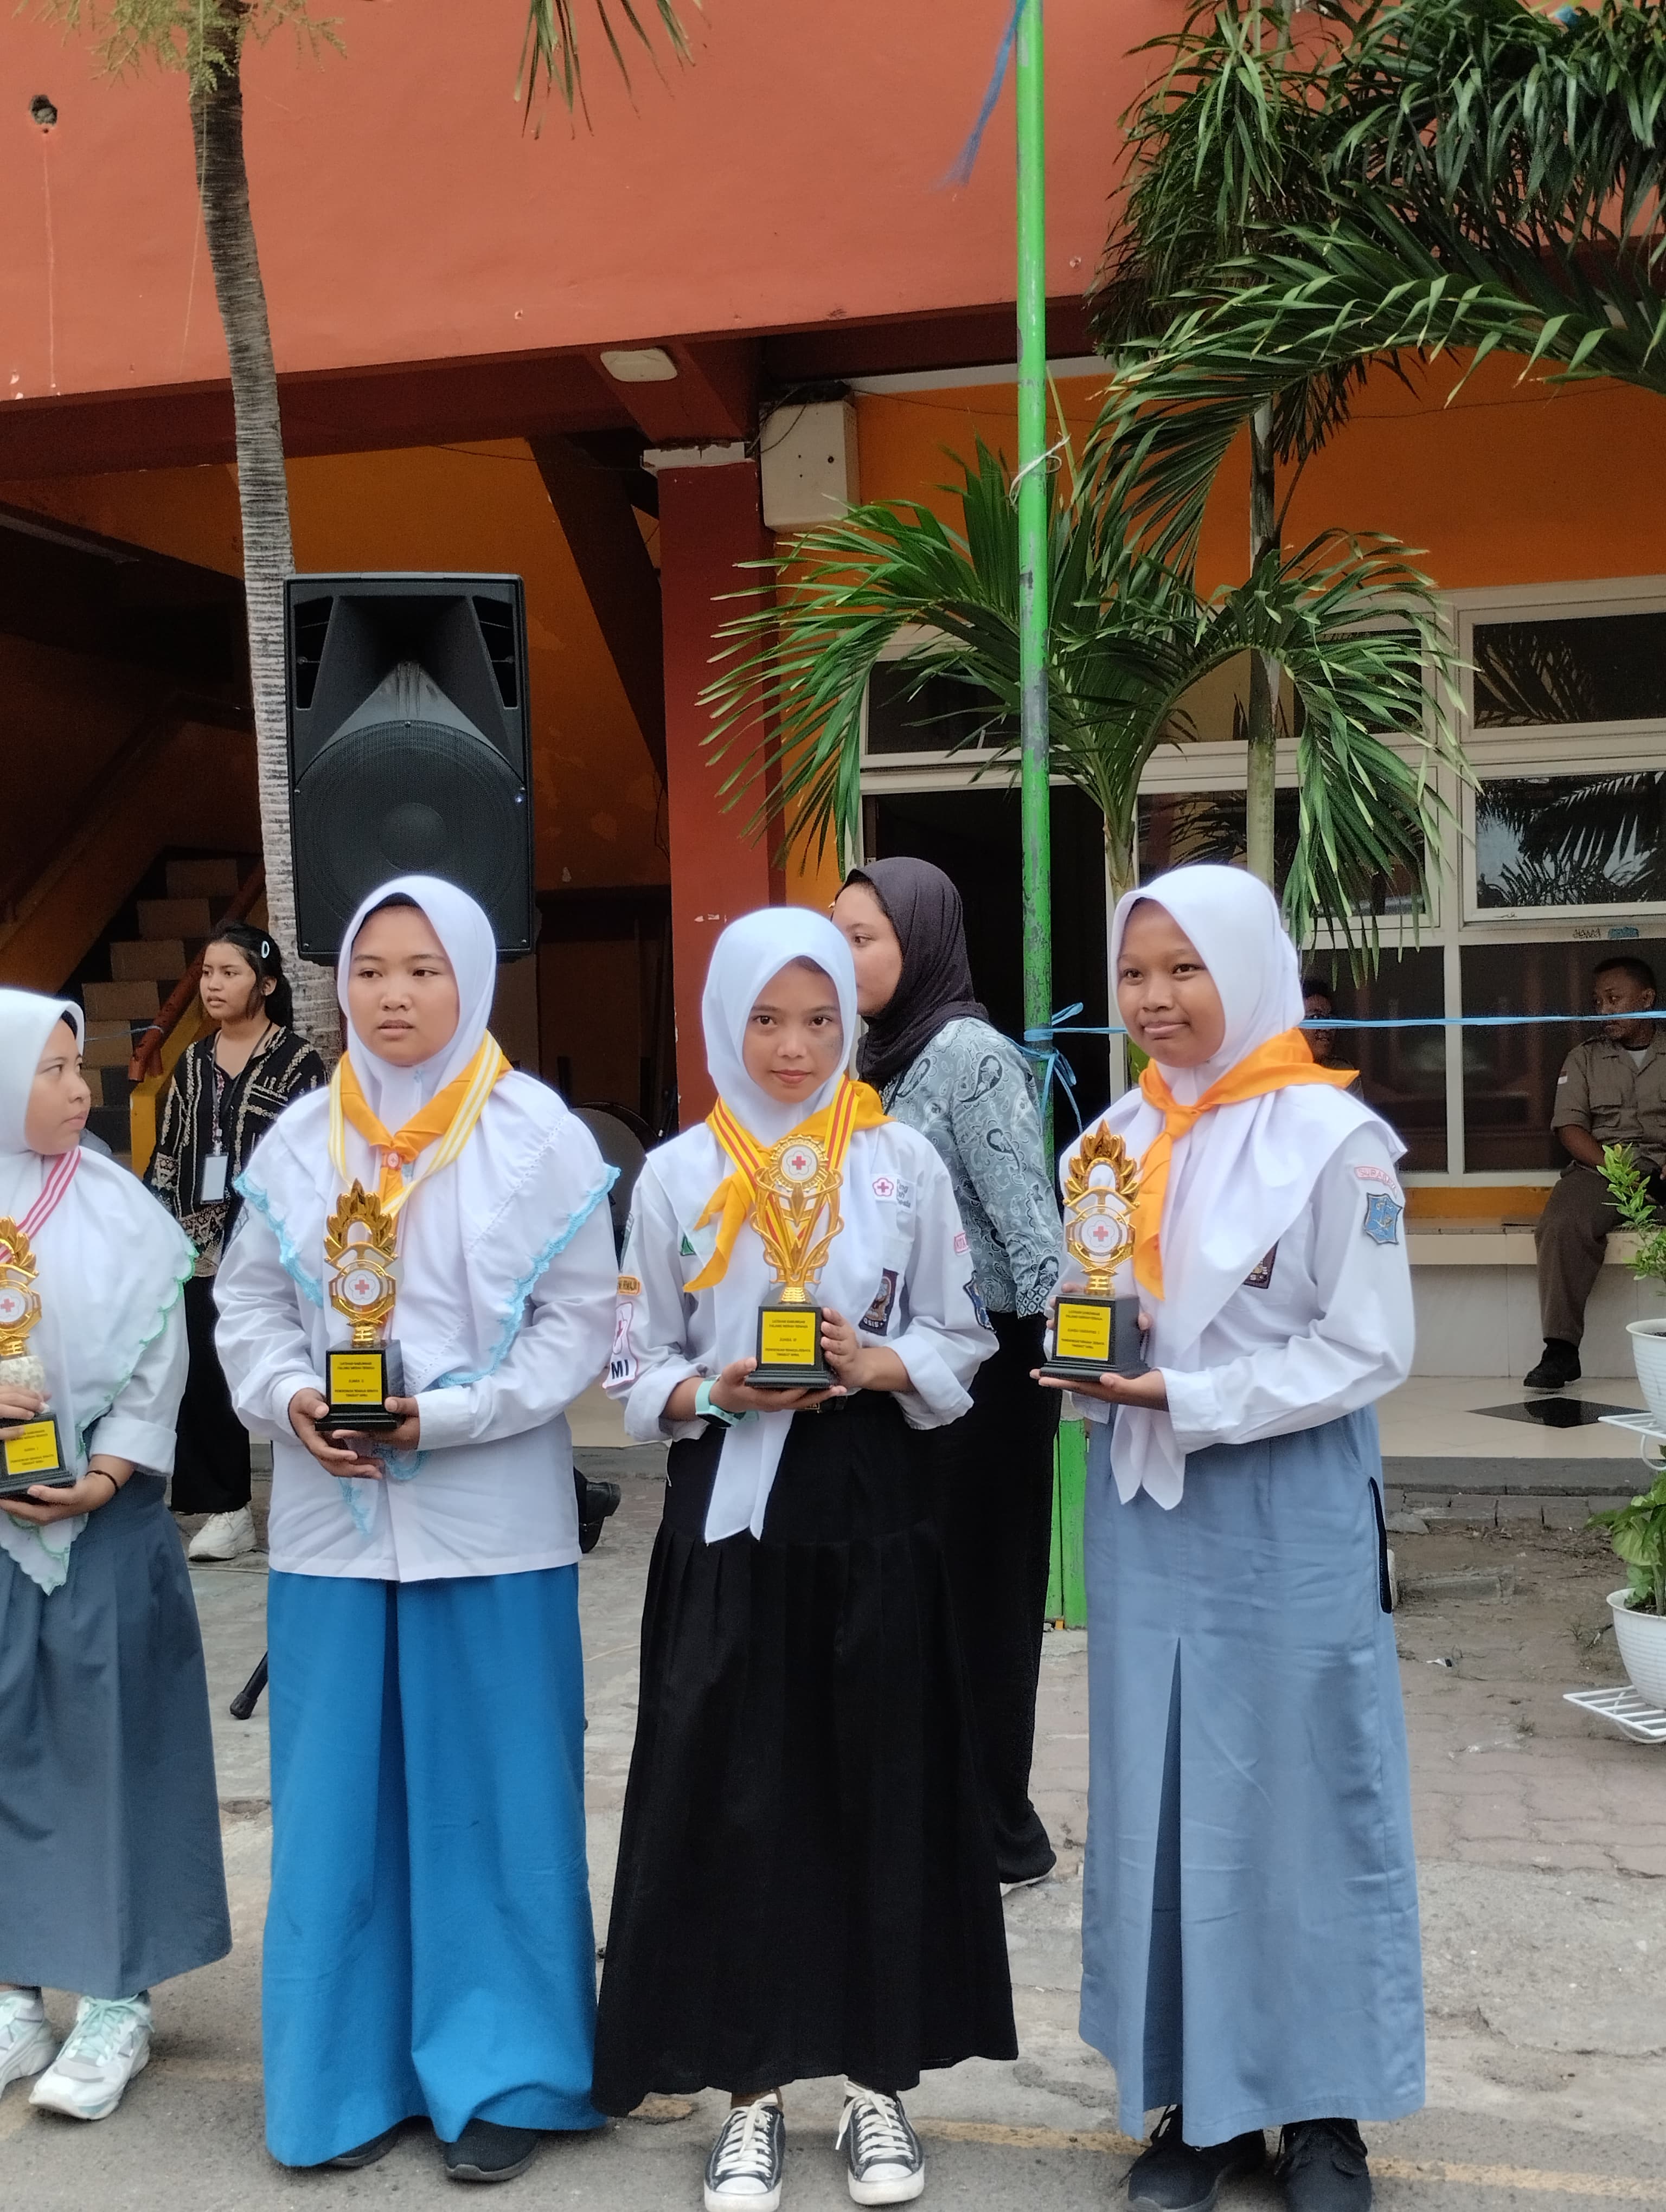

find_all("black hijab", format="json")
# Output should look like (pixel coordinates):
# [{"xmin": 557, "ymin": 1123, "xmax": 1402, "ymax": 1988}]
[{"xmin": 846, "ymin": 857, "xmax": 988, "ymax": 1090}]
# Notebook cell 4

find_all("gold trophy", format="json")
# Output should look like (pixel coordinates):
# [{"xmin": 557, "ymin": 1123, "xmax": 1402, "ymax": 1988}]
[
  {"xmin": 0, "ymin": 1221, "xmax": 72, "ymax": 1496},
  {"xmin": 321, "ymin": 1183, "xmax": 406, "ymax": 1434},
  {"xmin": 748, "ymin": 1130, "xmax": 840, "ymax": 1389},
  {"xmin": 1042, "ymin": 1126, "xmax": 1150, "ymax": 1382}
]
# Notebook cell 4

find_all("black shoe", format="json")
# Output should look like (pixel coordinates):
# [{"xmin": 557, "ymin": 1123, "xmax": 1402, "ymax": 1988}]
[
  {"xmin": 441, "ymin": 2120, "xmax": 541, "ymax": 2183},
  {"xmin": 1274, "ymin": 2118, "xmax": 1370, "ymax": 2210},
  {"xmin": 1523, "ymin": 1339, "xmax": 1581, "ymax": 1391},
  {"xmin": 1127, "ymin": 2106, "xmax": 1267, "ymax": 2211},
  {"xmin": 325, "ymin": 2123, "xmax": 402, "ymax": 2169},
  {"xmin": 575, "ymin": 1474, "xmax": 621, "ymax": 1554}
]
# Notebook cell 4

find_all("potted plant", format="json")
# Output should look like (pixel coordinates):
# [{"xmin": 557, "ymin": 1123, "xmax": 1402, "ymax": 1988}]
[
  {"xmin": 1600, "ymin": 1143, "xmax": 1666, "ymax": 1423},
  {"xmin": 1590, "ymin": 1469, "xmax": 1666, "ymax": 1707}
]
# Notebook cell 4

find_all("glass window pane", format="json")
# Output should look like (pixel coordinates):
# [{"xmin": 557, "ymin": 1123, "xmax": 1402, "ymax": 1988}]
[
  {"xmin": 1302, "ymin": 948, "xmax": 1447, "ymax": 1172},
  {"xmin": 1137, "ymin": 790, "xmax": 1421, "ymax": 917},
  {"xmin": 865, "ymin": 664, "xmax": 1008, "ymax": 756},
  {"xmin": 1460, "ymin": 937, "xmax": 1666, "ymax": 1171},
  {"xmin": 1475, "ymin": 771, "xmax": 1666, "ymax": 909},
  {"xmin": 1473, "ymin": 612, "xmax": 1666, "ymax": 728}
]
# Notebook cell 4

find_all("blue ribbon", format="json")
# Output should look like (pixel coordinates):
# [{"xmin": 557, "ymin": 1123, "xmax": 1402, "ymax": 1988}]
[
  {"xmin": 1021, "ymin": 1007, "xmax": 1666, "ymax": 1130},
  {"xmin": 940, "ymin": 0, "xmax": 1026, "ymax": 187}
]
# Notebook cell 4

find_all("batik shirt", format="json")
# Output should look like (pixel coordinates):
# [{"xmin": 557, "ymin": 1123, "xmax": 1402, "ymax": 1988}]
[{"xmin": 880, "ymin": 1017, "xmax": 1062, "ymax": 1319}]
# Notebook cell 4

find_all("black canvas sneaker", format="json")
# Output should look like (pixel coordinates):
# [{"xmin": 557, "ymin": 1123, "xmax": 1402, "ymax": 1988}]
[
  {"xmin": 837, "ymin": 2085, "xmax": 924, "ymax": 2206},
  {"xmin": 1126, "ymin": 2106, "xmax": 1267, "ymax": 2211},
  {"xmin": 1273, "ymin": 2118, "xmax": 1372, "ymax": 2210},
  {"xmin": 704, "ymin": 2094, "xmax": 785, "ymax": 2212}
]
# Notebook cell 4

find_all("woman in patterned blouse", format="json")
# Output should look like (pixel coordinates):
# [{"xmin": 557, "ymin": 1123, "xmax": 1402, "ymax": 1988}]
[
  {"xmin": 834, "ymin": 858, "xmax": 1064, "ymax": 1885},
  {"xmin": 144, "ymin": 925, "xmax": 325, "ymax": 1561}
]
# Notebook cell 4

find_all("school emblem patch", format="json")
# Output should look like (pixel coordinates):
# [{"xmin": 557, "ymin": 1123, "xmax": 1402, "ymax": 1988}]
[
  {"xmin": 1362, "ymin": 1191, "xmax": 1402, "ymax": 1247},
  {"xmin": 860, "ymin": 1268, "xmax": 899, "ymax": 1333},
  {"xmin": 965, "ymin": 1278, "xmax": 990, "ymax": 1329}
]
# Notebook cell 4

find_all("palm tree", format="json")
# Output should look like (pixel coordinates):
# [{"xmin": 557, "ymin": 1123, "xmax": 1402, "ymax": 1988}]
[
  {"xmin": 41, "ymin": 0, "xmax": 691, "ymax": 1053},
  {"xmin": 1089, "ymin": 0, "xmax": 1666, "ymax": 568},
  {"xmin": 703, "ymin": 440, "xmax": 1461, "ymax": 956}
]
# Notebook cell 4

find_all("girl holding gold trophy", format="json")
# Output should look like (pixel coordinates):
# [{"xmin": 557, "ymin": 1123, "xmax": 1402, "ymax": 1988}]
[
  {"xmin": 1038, "ymin": 866, "xmax": 1418, "ymax": 2212},
  {"xmin": 213, "ymin": 876, "xmax": 617, "ymax": 2183},
  {"xmin": 595, "ymin": 908, "xmax": 1008, "ymax": 2212},
  {"xmin": 0, "ymin": 988, "xmax": 228, "ymax": 2124}
]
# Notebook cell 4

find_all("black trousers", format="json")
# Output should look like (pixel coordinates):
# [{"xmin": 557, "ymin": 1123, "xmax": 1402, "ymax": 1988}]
[
  {"xmin": 170, "ymin": 1274, "xmax": 251, "ymax": 1517},
  {"xmin": 926, "ymin": 1310, "xmax": 1060, "ymax": 1882}
]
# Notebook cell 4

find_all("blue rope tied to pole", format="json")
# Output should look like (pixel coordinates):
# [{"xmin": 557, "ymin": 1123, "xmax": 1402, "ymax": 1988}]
[
  {"xmin": 940, "ymin": 0, "xmax": 1026, "ymax": 187},
  {"xmin": 1021, "ymin": 1008, "xmax": 1666, "ymax": 1132}
]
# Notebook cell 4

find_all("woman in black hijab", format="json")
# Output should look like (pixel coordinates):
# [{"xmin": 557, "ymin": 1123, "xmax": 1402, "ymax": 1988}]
[{"xmin": 834, "ymin": 858, "xmax": 1064, "ymax": 1885}]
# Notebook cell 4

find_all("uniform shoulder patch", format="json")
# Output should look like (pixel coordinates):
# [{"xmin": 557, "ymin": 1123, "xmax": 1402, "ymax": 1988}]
[
  {"xmin": 1362, "ymin": 1191, "xmax": 1402, "ymax": 1246},
  {"xmin": 860, "ymin": 1269, "xmax": 899, "ymax": 1334},
  {"xmin": 965, "ymin": 1278, "xmax": 991, "ymax": 1330}
]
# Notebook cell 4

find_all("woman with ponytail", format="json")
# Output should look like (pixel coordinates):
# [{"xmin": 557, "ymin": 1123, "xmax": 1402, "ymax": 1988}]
[{"xmin": 144, "ymin": 923, "xmax": 325, "ymax": 1559}]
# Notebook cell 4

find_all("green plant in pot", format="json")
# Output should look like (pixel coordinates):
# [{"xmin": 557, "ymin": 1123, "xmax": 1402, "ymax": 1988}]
[
  {"xmin": 1594, "ymin": 1145, "xmax": 1666, "ymax": 1703},
  {"xmin": 1600, "ymin": 1144, "xmax": 1666, "ymax": 1426}
]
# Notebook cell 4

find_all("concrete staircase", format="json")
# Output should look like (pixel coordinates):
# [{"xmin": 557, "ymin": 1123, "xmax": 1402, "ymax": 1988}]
[{"xmin": 77, "ymin": 856, "xmax": 249, "ymax": 1164}]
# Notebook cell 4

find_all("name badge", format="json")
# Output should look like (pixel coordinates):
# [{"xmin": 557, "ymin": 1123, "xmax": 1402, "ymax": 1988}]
[{"xmin": 199, "ymin": 1152, "xmax": 229, "ymax": 1205}]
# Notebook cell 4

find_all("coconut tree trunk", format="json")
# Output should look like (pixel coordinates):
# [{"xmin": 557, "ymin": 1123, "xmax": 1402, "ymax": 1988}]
[
  {"xmin": 1244, "ymin": 400, "xmax": 1280, "ymax": 888},
  {"xmin": 191, "ymin": 28, "xmax": 339, "ymax": 1061}
]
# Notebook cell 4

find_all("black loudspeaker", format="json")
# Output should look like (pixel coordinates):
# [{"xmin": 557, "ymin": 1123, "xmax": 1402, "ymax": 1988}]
[{"xmin": 284, "ymin": 573, "xmax": 535, "ymax": 960}]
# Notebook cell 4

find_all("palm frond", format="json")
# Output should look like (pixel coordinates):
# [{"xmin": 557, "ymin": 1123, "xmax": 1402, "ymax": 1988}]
[{"xmin": 518, "ymin": 0, "xmax": 696, "ymax": 119}]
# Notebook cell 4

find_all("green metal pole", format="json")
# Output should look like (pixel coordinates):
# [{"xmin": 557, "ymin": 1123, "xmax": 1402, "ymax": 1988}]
[{"xmin": 1015, "ymin": 0, "xmax": 1053, "ymax": 1150}]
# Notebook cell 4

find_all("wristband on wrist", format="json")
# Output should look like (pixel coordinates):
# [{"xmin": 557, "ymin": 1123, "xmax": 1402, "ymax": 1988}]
[
  {"xmin": 86, "ymin": 1468, "xmax": 120, "ymax": 1503},
  {"xmin": 694, "ymin": 1377, "xmax": 745, "ymax": 1427}
]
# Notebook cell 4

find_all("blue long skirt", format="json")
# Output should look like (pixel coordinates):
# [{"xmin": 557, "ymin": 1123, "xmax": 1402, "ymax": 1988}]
[
  {"xmin": 263, "ymin": 1566, "xmax": 603, "ymax": 2168},
  {"xmin": 1082, "ymin": 1409, "xmax": 1424, "ymax": 2143}
]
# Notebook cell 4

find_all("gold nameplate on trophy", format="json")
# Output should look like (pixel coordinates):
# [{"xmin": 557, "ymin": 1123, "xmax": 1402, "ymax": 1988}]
[
  {"xmin": 322, "ymin": 1183, "xmax": 406, "ymax": 1434},
  {"xmin": 1042, "ymin": 1127, "xmax": 1150, "ymax": 1383},
  {"xmin": 749, "ymin": 1130, "xmax": 838, "ymax": 1389},
  {"xmin": 0, "ymin": 1218, "xmax": 73, "ymax": 1497}
]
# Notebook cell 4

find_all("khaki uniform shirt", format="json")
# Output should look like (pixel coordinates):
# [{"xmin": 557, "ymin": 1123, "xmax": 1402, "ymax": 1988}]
[{"xmin": 1550, "ymin": 1035, "xmax": 1666, "ymax": 1167}]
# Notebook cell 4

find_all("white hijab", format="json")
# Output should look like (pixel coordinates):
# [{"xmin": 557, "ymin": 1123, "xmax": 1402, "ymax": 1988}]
[
  {"xmin": 664, "ymin": 908, "xmax": 877, "ymax": 1543},
  {"xmin": 1082, "ymin": 865, "xmax": 1400, "ymax": 1508},
  {"xmin": 0, "ymin": 989, "xmax": 193, "ymax": 1592},
  {"xmin": 238, "ymin": 876, "xmax": 614, "ymax": 1468}
]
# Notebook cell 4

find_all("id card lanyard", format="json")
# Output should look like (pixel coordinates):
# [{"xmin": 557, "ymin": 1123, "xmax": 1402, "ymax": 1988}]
[{"xmin": 200, "ymin": 1063, "xmax": 230, "ymax": 1206}]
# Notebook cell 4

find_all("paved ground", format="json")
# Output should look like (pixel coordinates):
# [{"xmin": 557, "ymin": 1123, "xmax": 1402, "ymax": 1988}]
[{"xmin": 5, "ymin": 1458, "xmax": 1666, "ymax": 2210}]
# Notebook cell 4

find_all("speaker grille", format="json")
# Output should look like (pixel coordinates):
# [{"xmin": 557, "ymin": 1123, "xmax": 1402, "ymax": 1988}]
[{"xmin": 293, "ymin": 723, "xmax": 529, "ymax": 955}]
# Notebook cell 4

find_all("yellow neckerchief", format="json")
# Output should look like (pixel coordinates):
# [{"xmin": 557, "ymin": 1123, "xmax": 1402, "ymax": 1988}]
[
  {"xmin": 328, "ymin": 1033, "xmax": 511, "ymax": 1218},
  {"xmin": 1133, "ymin": 1027, "xmax": 1357, "ymax": 1300},
  {"xmin": 685, "ymin": 1072, "xmax": 888, "ymax": 1292}
]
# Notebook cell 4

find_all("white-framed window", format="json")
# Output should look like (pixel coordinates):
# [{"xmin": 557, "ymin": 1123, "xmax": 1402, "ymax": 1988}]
[{"xmin": 857, "ymin": 579, "xmax": 1666, "ymax": 1187}]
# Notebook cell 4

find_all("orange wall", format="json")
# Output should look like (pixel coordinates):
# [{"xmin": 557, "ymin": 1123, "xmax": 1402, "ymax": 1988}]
[
  {"xmin": 856, "ymin": 355, "xmax": 1666, "ymax": 594},
  {"xmin": 2, "ymin": 442, "xmax": 665, "ymax": 891},
  {"xmin": 2, "ymin": 0, "xmax": 1161, "ymax": 404}
]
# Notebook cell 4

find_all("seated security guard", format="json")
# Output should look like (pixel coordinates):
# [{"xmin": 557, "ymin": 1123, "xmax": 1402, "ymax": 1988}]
[{"xmin": 1529, "ymin": 954, "xmax": 1666, "ymax": 1390}]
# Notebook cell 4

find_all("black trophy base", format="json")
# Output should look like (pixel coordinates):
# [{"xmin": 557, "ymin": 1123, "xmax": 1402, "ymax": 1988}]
[
  {"xmin": 0, "ymin": 1414, "xmax": 74, "ymax": 1497},
  {"xmin": 1042, "ymin": 1294, "xmax": 1149, "ymax": 1384},
  {"xmin": 321, "ymin": 1341, "xmax": 406, "ymax": 1435},
  {"xmin": 751, "ymin": 1303, "xmax": 832, "ymax": 1392}
]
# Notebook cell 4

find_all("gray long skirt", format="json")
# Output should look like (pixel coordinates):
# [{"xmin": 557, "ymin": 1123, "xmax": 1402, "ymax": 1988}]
[
  {"xmin": 0, "ymin": 1474, "xmax": 231, "ymax": 1997},
  {"xmin": 1082, "ymin": 1409, "xmax": 1424, "ymax": 2143}
]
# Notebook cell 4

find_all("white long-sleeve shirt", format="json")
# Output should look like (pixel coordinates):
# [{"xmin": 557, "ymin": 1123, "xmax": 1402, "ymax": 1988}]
[
  {"xmin": 89, "ymin": 1298, "xmax": 189, "ymax": 1474},
  {"xmin": 1077, "ymin": 1122, "xmax": 1413, "ymax": 1451},
  {"xmin": 214, "ymin": 1197, "xmax": 617, "ymax": 1581},
  {"xmin": 610, "ymin": 1119, "xmax": 994, "ymax": 1447}
]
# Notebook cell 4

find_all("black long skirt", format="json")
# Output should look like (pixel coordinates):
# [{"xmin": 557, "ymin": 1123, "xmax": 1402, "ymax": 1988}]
[
  {"xmin": 591, "ymin": 1391, "xmax": 1016, "ymax": 2113},
  {"xmin": 925, "ymin": 1311, "xmax": 1060, "ymax": 1881},
  {"xmin": 171, "ymin": 1272, "xmax": 252, "ymax": 1516}
]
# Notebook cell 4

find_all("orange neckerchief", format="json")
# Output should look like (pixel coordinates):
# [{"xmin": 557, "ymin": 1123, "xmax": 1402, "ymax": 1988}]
[
  {"xmin": 1132, "ymin": 1027, "xmax": 1357, "ymax": 1300},
  {"xmin": 685, "ymin": 1073, "xmax": 888, "ymax": 1292},
  {"xmin": 334, "ymin": 1034, "xmax": 511, "ymax": 1210}
]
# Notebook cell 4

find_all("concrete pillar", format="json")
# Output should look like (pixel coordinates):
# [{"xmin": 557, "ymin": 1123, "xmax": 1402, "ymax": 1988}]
[{"xmin": 652, "ymin": 445, "xmax": 780, "ymax": 1125}]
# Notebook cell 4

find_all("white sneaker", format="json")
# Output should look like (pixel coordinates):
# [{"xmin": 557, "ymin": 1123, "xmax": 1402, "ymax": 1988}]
[
  {"xmin": 29, "ymin": 1994, "xmax": 151, "ymax": 2121},
  {"xmin": 188, "ymin": 1507, "xmax": 256, "ymax": 1561},
  {"xmin": 704, "ymin": 2094, "xmax": 785, "ymax": 2212},
  {"xmin": 837, "ymin": 2085, "xmax": 924, "ymax": 2205},
  {"xmin": 0, "ymin": 1989, "xmax": 55, "ymax": 2099}
]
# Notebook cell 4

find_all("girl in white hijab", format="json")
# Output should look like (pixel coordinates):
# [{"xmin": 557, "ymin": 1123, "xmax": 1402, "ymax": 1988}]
[
  {"xmin": 213, "ymin": 876, "xmax": 617, "ymax": 2184},
  {"xmin": 1041, "ymin": 867, "xmax": 1419, "ymax": 2212},
  {"xmin": 0, "ymin": 989, "xmax": 228, "ymax": 2126},
  {"xmin": 593, "ymin": 908, "xmax": 1009, "ymax": 2212}
]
